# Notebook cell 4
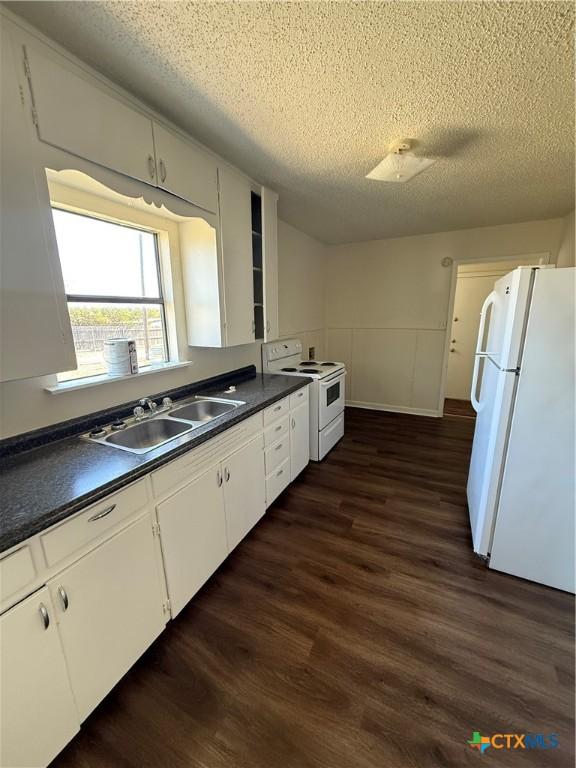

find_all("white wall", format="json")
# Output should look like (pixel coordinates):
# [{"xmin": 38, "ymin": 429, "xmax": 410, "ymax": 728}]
[
  {"xmin": 325, "ymin": 218, "xmax": 566, "ymax": 415},
  {"xmin": 277, "ymin": 219, "xmax": 327, "ymax": 359},
  {"xmin": 557, "ymin": 210, "xmax": 575, "ymax": 268}
]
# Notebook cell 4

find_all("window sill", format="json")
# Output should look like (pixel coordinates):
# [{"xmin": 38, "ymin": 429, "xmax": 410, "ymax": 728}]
[{"xmin": 44, "ymin": 361, "xmax": 194, "ymax": 395}]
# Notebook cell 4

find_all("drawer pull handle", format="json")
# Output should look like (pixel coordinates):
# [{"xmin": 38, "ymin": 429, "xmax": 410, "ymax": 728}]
[
  {"xmin": 88, "ymin": 504, "xmax": 116, "ymax": 522},
  {"xmin": 58, "ymin": 586, "xmax": 69, "ymax": 611},
  {"xmin": 224, "ymin": 467, "xmax": 230, "ymax": 482},
  {"xmin": 159, "ymin": 159, "xmax": 167, "ymax": 183},
  {"xmin": 217, "ymin": 469, "xmax": 223, "ymax": 487},
  {"xmin": 297, "ymin": 391, "xmax": 303, "ymax": 397},
  {"xmin": 276, "ymin": 469, "xmax": 283, "ymax": 477},
  {"xmin": 274, "ymin": 405, "xmax": 282, "ymax": 412},
  {"xmin": 39, "ymin": 602, "xmax": 50, "ymax": 630},
  {"xmin": 275, "ymin": 425, "xmax": 282, "ymax": 432},
  {"xmin": 275, "ymin": 443, "xmax": 283, "ymax": 451},
  {"xmin": 292, "ymin": 417, "xmax": 296, "ymax": 429}
]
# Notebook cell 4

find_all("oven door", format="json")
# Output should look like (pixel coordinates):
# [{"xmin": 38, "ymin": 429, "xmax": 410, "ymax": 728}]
[{"xmin": 318, "ymin": 371, "xmax": 346, "ymax": 430}]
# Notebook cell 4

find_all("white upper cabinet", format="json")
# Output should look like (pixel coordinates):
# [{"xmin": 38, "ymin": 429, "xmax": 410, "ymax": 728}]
[
  {"xmin": 0, "ymin": 587, "xmax": 80, "ymax": 768},
  {"xmin": 217, "ymin": 167, "xmax": 255, "ymax": 347},
  {"xmin": 262, "ymin": 188, "xmax": 279, "ymax": 341},
  {"xmin": 181, "ymin": 176, "xmax": 279, "ymax": 349},
  {"xmin": 24, "ymin": 44, "xmax": 157, "ymax": 185},
  {"xmin": 23, "ymin": 43, "xmax": 219, "ymax": 211},
  {"xmin": 153, "ymin": 123, "xmax": 218, "ymax": 213},
  {"xmin": 0, "ymin": 27, "xmax": 76, "ymax": 382}
]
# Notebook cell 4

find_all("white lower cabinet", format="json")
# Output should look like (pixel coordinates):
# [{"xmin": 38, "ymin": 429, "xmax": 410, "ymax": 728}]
[
  {"xmin": 48, "ymin": 515, "xmax": 165, "ymax": 721},
  {"xmin": 156, "ymin": 434, "xmax": 265, "ymax": 617},
  {"xmin": 157, "ymin": 467, "xmax": 228, "ymax": 618},
  {"xmin": 0, "ymin": 401, "xmax": 306, "ymax": 767},
  {"xmin": 223, "ymin": 435, "xmax": 266, "ymax": 551},
  {"xmin": 290, "ymin": 399, "xmax": 310, "ymax": 481},
  {"xmin": 0, "ymin": 587, "xmax": 80, "ymax": 768},
  {"xmin": 265, "ymin": 387, "xmax": 310, "ymax": 506}
]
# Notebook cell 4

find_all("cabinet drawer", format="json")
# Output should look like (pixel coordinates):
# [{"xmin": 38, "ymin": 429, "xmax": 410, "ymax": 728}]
[
  {"xmin": 151, "ymin": 413, "xmax": 262, "ymax": 499},
  {"xmin": 41, "ymin": 480, "xmax": 148, "ymax": 567},
  {"xmin": 263, "ymin": 396, "xmax": 289, "ymax": 426},
  {"xmin": 264, "ymin": 436, "xmax": 290, "ymax": 475},
  {"xmin": 266, "ymin": 458, "xmax": 290, "ymax": 506},
  {"xmin": 264, "ymin": 415, "xmax": 289, "ymax": 447},
  {"xmin": 0, "ymin": 546, "xmax": 36, "ymax": 604},
  {"xmin": 290, "ymin": 386, "xmax": 309, "ymax": 409}
]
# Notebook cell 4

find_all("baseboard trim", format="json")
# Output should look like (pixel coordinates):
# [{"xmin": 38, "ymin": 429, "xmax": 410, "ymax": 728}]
[{"xmin": 345, "ymin": 401, "xmax": 442, "ymax": 418}]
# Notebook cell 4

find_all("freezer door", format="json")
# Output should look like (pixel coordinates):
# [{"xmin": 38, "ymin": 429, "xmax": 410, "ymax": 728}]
[
  {"xmin": 491, "ymin": 267, "xmax": 536, "ymax": 370},
  {"xmin": 489, "ymin": 268, "xmax": 575, "ymax": 592}
]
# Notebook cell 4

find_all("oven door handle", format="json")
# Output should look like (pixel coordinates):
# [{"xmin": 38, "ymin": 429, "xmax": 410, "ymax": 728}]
[
  {"xmin": 319, "ymin": 373, "xmax": 346, "ymax": 389},
  {"xmin": 320, "ymin": 371, "xmax": 346, "ymax": 388}
]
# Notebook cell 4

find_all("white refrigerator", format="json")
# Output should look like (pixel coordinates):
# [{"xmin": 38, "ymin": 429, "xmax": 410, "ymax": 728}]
[{"xmin": 467, "ymin": 266, "xmax": 575, "ymax": 593}]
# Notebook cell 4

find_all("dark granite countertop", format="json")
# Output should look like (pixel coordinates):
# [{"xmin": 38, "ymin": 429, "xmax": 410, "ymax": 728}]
[{"xmin": 0, "ymin": 371, "xmax": 310, "ymax": 553}]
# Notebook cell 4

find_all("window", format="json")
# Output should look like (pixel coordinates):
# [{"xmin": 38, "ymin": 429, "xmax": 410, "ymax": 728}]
[{"xmin": 52, "ymin": 208, "xmax": 169, "ymax": 381}]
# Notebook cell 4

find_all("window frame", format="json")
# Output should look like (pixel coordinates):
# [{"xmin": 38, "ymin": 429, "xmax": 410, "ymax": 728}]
[{"xmin": 51, "ymin": 205, "xmax": 171, "ymax": 379}]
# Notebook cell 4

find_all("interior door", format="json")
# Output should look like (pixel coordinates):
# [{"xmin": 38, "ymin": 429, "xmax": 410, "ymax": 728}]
[
  {"xmin": 157, "ymin": 466, "xmax": 228, "ymax": 617},
  {"xmin": 217, "ymin": 168, "xmax": 254, "ymax": 347},
  {"xmin": 290, "ymin": 400, "xmax": 310, "ymax": 480},
  {"xmin": 49, "ymin": 515, "xmax": 165, "ymax": 721},
  {"xmin": 0, "ymin": 587, "xmax": 80, "ymax": 768},
  {"xmin": 223, "ymin": 435, "xmax": 266, "ymax": 550},
  {"xmin": 446, "ymin": 274, "xmax": 498, "ymax": 400},
  {"xmin": 153, "ymin": 123, "xmax": 218, "ymax": 213}
]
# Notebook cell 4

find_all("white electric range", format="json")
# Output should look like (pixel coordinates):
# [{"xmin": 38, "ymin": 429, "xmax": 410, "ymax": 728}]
[{"xmin": 262, "ymin": 339, "xmax": 346, "ymax": 461}]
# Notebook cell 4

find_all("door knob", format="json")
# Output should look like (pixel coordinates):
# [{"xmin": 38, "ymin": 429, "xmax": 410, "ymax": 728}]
[{"xmin": 450, "ymin": 348, "xmax": 456, "ymax": 353}]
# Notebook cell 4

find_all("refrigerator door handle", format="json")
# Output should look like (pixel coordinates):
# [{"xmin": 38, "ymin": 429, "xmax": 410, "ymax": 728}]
[
  {"xmin": 475, "ymin": 291, "xmax": 497, "ymax": 356},
  {"xmin": 470, "ymin": 355, "xmax": 482, "ymax": 412},
  {"xmin": 470, "ymin": 291, "xmax": 497, "ymax": 412}
]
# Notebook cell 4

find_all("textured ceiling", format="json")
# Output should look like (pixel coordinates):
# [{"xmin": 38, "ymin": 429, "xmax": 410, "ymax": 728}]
[{"xmin": 6, "ymin": 1, "xmax": 575, "ymax": 244}]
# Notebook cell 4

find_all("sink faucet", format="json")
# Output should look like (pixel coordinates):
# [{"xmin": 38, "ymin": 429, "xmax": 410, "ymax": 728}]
[{"xmin": 139, "ymin": 397, "xmax": 158, "ymax": 414}]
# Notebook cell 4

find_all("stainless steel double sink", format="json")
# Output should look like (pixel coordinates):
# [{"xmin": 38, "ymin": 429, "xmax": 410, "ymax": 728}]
[{"xmin": 84, "ymin": 396, "xmax": 246, "ymax": 454}]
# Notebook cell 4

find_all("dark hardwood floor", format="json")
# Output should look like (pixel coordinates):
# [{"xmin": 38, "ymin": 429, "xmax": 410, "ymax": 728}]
[
  {"xmin": 444, "ymin": 398, "xmax": 477, "ymax": 419},
  {"xmin": 52, "ymin": 408, "xmax": 574, "ymax": 768}
]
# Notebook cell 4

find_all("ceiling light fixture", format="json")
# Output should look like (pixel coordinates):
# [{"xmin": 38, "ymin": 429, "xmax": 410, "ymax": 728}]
[{"xmin": 366, "ymin": 139, "xmax": 436, "ymax": 183}]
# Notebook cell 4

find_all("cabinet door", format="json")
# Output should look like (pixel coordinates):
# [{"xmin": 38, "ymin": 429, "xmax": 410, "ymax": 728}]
[
  {"xmin": 0, "ymin": 587, "xmax": 79, "ymax": 768},
  {"xmin": 25, "ymin": 44, "xmax": 156, "ymax": 185},
  {"xmin": 290, "ymin": 400, "xmax": 310, "ymax": 480},
  {"xmin": 49, "ymin": 515, "xmax": 165, "ymax": 721},
  {"xmin": 0, "ymin": 29, "xmax": 76, "ymax": 382},
  {"xmin": 223, "ymin": 435, "xmax": 266, "ymax": 550},
  {"xmin": 153, "ymin": 123, "xmax": 218, "ymax": 213},
  {"xmin": 262, "ymin": 188, "xmax": 279, "ymax": 341},
  {"xmin": 217, "ymin": 168, "xmax": 255, "ymax": 346},
  {"xmin": 157, "ymin": 466, "xmax": 228, "ymax": 617}
]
